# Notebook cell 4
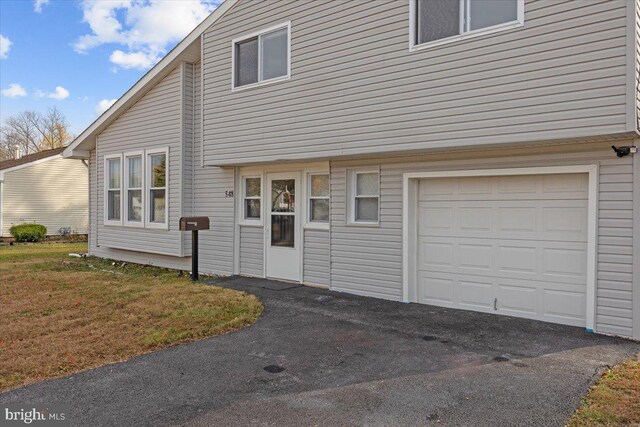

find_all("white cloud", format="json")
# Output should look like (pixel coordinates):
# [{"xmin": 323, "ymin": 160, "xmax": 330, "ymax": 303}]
[
  {"xmin": 2, "ymin": 83, "xmax": 27, "ymax": 98},
  {"xmin": 74, "ymin": 0, "xmax": 218, "ymax": 70},
  {"xmin": 49, "ymin": 86, "xmax": 70, "ymax": 100},
  {"xmin": 109, "ymin": 49, "xmax": 158, "ymax": 70},
  {"xmin": 0, "ymin": 34, "xmax": 12, "ymax": 59},
  {"xmin": 34, "ymin": 0, "xmax": 50, "ymax": 13},
  {"xmin": 36, "ymin": 86, "xmax": 70, "ymax": 100},
  {"xmin": 95, "ymin": 98, "xmax": 117, "ymax": 115}
]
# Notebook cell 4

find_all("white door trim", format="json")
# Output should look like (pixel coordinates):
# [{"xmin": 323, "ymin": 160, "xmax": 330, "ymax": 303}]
[
  {"xmin": 402, "ymin": 165, "xmax": 599, "ymax": 331},
  {"xmin": 265, "ymin": 171, "xmax": 302, "ymax": 282}
]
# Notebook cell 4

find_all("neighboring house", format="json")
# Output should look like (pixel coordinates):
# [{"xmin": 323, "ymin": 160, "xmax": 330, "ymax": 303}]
[
  {"xmin": 0, "ymin": 147, "xmax": 89, "ymax": 238},
  {"xmin": 64, "ymin": 0, "xmax": 640, "ymax": 339}
]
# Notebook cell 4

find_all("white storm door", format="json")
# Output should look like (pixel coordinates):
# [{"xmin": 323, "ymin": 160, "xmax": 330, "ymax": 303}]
[{"xmin": 265, "ymin": 172, "xmax": 301, "ymax": 282}]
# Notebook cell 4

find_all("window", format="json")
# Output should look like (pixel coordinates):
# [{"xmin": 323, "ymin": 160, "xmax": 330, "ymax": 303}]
[
  {"xmin": 243, "ymin": 176, "xmax": 262, "ymax": 221},
  {"xmin": 351, "ymin": 170, "xmax": 379, "ymax": 224},
  {"xmin": 105, "ymin": 155, "xmax": 122, "ymax": 224},
  {"xmin": 147, "ymin": 150, "xmax": 167, "ymax": 227},
  {"xmin": 104, "ymin": 149, "xmax": 168, "ymax": 228},
  {"xmin": 308, "ymin": 174, "xmax": 329, "ymax": 223},
  {"xmin": 125, "ymin": 153, "xmax": 143, "ymax": 225},
  {"xmin": 233, "ymin": 23, "xmax": 290, "ymax": 88},
  {"xmin": 412, "ymin": 0, "xmax": 522, "ymax": 48}
]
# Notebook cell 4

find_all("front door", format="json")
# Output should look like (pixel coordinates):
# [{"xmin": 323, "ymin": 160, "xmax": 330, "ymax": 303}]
[{"xmin": 266, "ymin": 172, "xmax": 301, "ymax": 282}]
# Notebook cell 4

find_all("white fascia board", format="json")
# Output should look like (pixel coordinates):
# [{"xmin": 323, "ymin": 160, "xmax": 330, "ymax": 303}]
[{"xmin": 62, "ymin": 0, "xmax": 239, "ymax": 159}]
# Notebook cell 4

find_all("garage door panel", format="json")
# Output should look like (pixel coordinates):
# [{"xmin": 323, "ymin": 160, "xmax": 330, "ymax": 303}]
[
  {"xmin": 418, "ymin": 200, "xmax": 588, "ymax": 241},
  {"xmin": 419, "ymin": 207, "xmax": 453, "ymax": 232},
  {"xmin": 497, "ymin": 175, "xmax": 539, "ymax": 194},
  {"xmin": 419, "ymin": 238, "xmax": 587, "ymax": 285},
  {"xmin": 458, "ymin": 280, "xmax": 494, "ymax": 310},
  {"xmin": 496, "ymin": 283, "xmax": 538, "ymax": 315},
  {"xmin": 420, "ymin": 242, "xmax": 453, "ymax": 267},
  {"xmin": 416, "ymin": 174, "xmax": 589, "ymax": 327},
  {"xmin": 417, "ymin": 274, "xmax": 454, "ymax": 305},
  {"xmin": 497, "ymin": 246, "xmax": 537, "ymax": 274},
  {"xmin": 542, "ymin": 248, "xmax": 587, "ymax": 278},
  {"xmin": 419, "ymin": 174, "xmax": 588, "ymax": 201},
  {"xmin": 458, "ymin": 178, "xmax": 493, "ymax": 195},
  {"xmin": 498, "ymin": 207, "xmax": 537, "ymax": 232},
  {"xmin": 543, "ymin": 289, "xmax": 586, "ymax": 323},
  {"xmin": 543, "ymin": 206, "xmax": 588, "ymax": 236},
  {"xmin": 458, "ymin": 243, "xmax": 492, "ymax": 271},
  {"xmin": 541, "ymin": 173, "xmax": 588, "ymax": 194},
  {"xmin": 458, "ymin": 207, "xmax": 493, "ymax": 231}
]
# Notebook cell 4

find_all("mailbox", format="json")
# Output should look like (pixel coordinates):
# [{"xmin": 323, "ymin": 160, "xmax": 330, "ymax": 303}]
[
  {"xmin": 179, "ymin": 216, "xmax": 210, "ymax": 281},
  {"xmin": 179, "ymin": 216, "xmax": 210, "ymax": 231}
]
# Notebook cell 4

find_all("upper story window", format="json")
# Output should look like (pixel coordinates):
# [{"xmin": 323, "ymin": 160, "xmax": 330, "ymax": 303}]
[
  {"xmin": 233, "ymin": 22, "xmax": 291, "ymax": 89},
  {"xmin": 411, "ymin": 0, "xmax": 523, "ymax": 50}
]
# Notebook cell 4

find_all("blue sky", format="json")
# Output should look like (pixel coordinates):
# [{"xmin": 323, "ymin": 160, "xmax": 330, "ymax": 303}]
[{"xmin": 0, "ymin": 0, "xmax": 218, "ymax": 135}]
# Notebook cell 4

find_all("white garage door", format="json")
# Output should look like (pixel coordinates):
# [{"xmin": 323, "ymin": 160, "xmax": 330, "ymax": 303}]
[{"xmin": 416, "ymin": 173, "xmax": 588, "ymax": 327}]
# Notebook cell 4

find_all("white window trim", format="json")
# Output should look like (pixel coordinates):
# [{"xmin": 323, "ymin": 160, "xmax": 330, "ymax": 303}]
[
  {"xmin": 306, "ymin": 172, "xmax": 330, "ymax": 230},
  {"xmin": 146, "ymin": 147, "xmax": 169, "ymax": 230},
  {"xmin": 348, "ymin": 168, "xmax": 380, "ymax": 226},
  {"xmin": 408, "ymin": 0, "xmax": 525, "ymax": 52},
  {"xmin": 104, "ymin": 153, "xmax": 123, "ymax": 226},
  {"xmin": 240, "ymin": 174, "xmax": 263, "ymax": 226},
  {"xmin": 231, "ymin": 21, "xmax": 291, "ymax": 91},
  {"xmin": 123, "ymin": 151, "xmax": 145, "ymax": 228}
]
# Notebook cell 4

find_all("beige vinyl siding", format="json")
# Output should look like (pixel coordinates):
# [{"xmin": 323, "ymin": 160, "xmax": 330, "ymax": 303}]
[
  {"xmin": 189, "ymin": 60, "xmax": 235, "ymax": 275},
  {"xmin": 183, "ymin": 62, "xmax": 194, "ymax": 256},
  {"xmin": 303, "ymin": 228, "xmax": 330, "ymax": 287},
  {"xmin": 96, "ymin": 65, "xmax": 183, "ymax": 256},
  {"xmin": 330, "ymin": 140, "xmax": 635, "ymax": 337},
  {"xmin": 1, "ymin": 157, "xmax": 88, "ymax": 237},
  {"xmin": 202, "ymin": 0, "xmax": 629, "ymax": 165},
  {"xmin": 597, "ymin": 156, "xmax": 634, "ymax": 337},
  {"xmin": 91, "ymin": 60, "xmax": 235, "ymax": 276},
  {"xmin": 239, "ymin": 225, "xmax": 263, "ymax": 277},
  {"xmin": 636, "ymin": 0, "xmax": 640, "ymax": 131},
  {"xmin": 89, "ymin": 150, "xmax": 192, "ymax": 270}
]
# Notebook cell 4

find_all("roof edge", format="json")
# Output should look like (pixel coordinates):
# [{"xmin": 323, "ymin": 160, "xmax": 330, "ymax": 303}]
[
  {"xmin": 63, "ymin": 0, "xmax": 239, "ymax": 159},
  {"xmin": 0, "ymin": 152, "xmax": 63, "ymax": 178}
]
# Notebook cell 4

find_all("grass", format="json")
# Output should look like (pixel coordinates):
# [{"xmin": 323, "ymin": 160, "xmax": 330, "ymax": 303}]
[
  {"xmin": 567, "ymin": 359, "xmax": 640, "ymax": 426},
  {"xmin": 0, "ymin": 243, "xmax": 263, "ymax": 392}
]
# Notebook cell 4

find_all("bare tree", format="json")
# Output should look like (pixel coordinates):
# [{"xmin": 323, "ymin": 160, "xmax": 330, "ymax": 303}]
[{"xmin": 0, "ymin": 108, "xmax": 73, "ymax": 161}]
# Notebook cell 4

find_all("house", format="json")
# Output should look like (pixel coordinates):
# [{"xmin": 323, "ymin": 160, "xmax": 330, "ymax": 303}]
[
  {"xmin": 0, "ymin": 147, "xmax": 88, "ymax": 239},
  {"xmin": 63, "ymin": 0, "xmax": 640, "ymax": 339}
]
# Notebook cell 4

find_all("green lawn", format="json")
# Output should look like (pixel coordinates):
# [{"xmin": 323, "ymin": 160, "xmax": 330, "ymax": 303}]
[{"xmin": 0, "ymin": 243, "xmax": 262, "ymax": 391}]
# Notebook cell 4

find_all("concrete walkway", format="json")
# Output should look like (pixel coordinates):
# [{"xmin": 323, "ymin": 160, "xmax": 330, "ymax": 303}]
[{"xmin": 1, "ymin": 276, "xmax": 637, "ymax": 426}]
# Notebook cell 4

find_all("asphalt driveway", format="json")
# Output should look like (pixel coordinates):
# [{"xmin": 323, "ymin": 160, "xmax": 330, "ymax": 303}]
[{"xmin": 1, "ymin": 276, "xmax": 638, "ymax": 426}]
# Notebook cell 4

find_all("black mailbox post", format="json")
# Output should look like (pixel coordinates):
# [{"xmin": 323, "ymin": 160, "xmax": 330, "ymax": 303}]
[{"xmin": 179, "ymin": 216, "xmax": 210, "ymax": 281}]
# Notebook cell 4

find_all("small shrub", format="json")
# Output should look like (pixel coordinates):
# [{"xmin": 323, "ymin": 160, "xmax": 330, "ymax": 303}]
[{"xmin": 10, "ymin": 224, "xmax": 47, "ymax": 242}]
